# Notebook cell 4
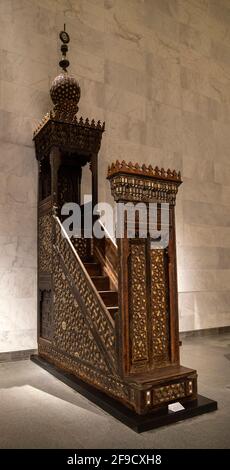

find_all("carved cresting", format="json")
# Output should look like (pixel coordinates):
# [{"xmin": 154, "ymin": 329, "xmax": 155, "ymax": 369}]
[{"xmin": 33, "ymin": 117, "xmax": 105, "ymax": 161}]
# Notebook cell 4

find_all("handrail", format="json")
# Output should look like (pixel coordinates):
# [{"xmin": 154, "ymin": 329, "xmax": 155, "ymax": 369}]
[
  {"xmin": 53, "ymin": 215, "xmax": 116, "ymax": 371},
  {"xmin": 93, "ymin": 219, "xmax": 118, "ymax": 289},
  {"xmin": 97, "ymin": 218, "xmax": 117, "ymax": 249}
]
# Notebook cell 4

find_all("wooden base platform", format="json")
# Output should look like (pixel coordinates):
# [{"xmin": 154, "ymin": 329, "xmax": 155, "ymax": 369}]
[{"xmin": 31, "ymin": 355, "xmax": 218, "ymax": 433}]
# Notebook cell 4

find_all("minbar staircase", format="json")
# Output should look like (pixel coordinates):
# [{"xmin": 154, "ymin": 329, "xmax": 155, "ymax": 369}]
[
  {"xmin": 49, "ymin": 214, "xmax": 199, "ymax": 416},
  {"xmin": 83, "ymin": 256, "xmax": 118, "ymax": 321}
]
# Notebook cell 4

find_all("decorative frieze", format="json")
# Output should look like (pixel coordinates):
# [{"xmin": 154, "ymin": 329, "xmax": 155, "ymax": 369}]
[
  {"xmin": 153, "ymin": 382, "xmax": 186, "ymax": 404},
  {"xmin": 33, "ymin": 118, "xmax": 104, "ymax": 161},
  {"xmin": 107, "ymin": 160, "xmax": 182, "ymax": 205}
]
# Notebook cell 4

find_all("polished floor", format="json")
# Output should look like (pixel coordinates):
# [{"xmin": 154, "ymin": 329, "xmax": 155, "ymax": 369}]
[{"xmin": 0, "ymin": 334, "xmax": 229, "ymax": 449}]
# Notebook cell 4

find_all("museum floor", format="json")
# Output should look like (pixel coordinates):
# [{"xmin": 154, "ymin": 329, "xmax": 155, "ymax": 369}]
[{"xmin": 0, "ymin": 333, "xmax": 229, "ymax": 449}]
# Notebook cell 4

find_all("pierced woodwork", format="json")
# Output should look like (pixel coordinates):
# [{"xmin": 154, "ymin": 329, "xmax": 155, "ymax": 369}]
[
  {"xmin": 54, "ymin": 218, "xmax": 116, "ymax": 370},
  {"xmin": 71, "ymin": 237, "xmax": 89, "ymax": 259},
  {"xmin": 38, "ymin": 213, "xmax": 52, "ymax": 273},
  {"xmin": 53, "ymin": 249, "xmax": 109, "ymax": 373},
  {"xmin": 40, "ymin": 289, "xmax": 52, "ymax": 340},
  {"xmin": 129, "ymin": 242, "xmax": 149, "ymax": 365},
  {"xmin": 151, "ymin": 249, "xmax": 170, "ymax": 364},
  {"xmin": 33, "ymin": 118, "xmax": 104, "ymax": 162}
]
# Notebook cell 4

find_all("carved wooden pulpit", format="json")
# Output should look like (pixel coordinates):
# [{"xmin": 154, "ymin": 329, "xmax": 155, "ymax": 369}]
[{"xmin": 32, "ymin": 29, "xmax": 217, "ymax": 431}]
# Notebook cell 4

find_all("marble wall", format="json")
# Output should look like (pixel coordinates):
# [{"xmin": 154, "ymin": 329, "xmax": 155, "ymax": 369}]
[{"xmin": 0, "ymin": 0, "xmax": 230, "ymax": 351}]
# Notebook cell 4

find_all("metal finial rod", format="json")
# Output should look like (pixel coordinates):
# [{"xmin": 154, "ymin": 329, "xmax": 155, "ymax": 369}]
[{"xmin": 59, "ymin": 25, "xmax": 70, "ymax": 72}]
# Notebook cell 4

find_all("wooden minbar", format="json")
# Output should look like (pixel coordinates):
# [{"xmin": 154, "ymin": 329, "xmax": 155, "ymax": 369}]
[{"xmin": 31, "ymin": 29, "xmax": 217, "ymax": 431}]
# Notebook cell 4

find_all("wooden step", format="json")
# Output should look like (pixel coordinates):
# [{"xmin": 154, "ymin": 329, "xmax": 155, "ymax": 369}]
[
  {"xmin": 91, "ymin": 275, "xmax": 110, "ymax": 290},
  {"xmin": 107, "ymin": 306, "xmax": 118, "ymax": 320},
  {"xmin": 81, "ymin": 254, "xmax": 95, "ymax": 263},
  {"xmin": 84, "ymin": 262, "xmax": 102, "ymax": 276},
  {"xmin": 99, "ymin": 291, "xmax": 118, "ymax": 307}
]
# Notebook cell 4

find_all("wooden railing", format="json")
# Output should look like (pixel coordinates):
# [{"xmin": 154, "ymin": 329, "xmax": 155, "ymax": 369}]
[
  {"xmin": 93, "ymin": 220, "xmax": 118, "ymax": 290},
  {"xmin": 53, "ymin": 216, "xmax": 117, "ymax": 372}
]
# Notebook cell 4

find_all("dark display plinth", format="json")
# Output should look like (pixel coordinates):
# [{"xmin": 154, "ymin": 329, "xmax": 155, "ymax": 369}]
[{"xmin": 31, "ymin": 355, "xmax": 217, "ymax": 433}]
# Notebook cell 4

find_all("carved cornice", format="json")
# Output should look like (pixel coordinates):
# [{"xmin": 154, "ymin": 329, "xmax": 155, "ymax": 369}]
[
  {"xmin": 107, "ymin": 160, "xmax": 182, "ymax": 205},
  {"xmin": 33, "ymin": 112, "xmax": 105, "ymax": 137},
  {"xmin": 33, "ymin": 114, "xmax": 105, "ymax": 161},
  {"xmin": 108, "ymin": 160, "xmax": 181, "ymax": 182}
]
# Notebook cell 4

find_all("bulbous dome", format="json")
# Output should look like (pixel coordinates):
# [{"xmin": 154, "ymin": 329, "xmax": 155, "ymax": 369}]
[{"xmin": 50, "ymin": 72, "xmax": 81, "ymax": 119}]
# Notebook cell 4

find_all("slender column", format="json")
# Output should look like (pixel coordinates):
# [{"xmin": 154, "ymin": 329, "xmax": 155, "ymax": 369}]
[
  {"xmin": 91, "ymin": 153, "xmax": 98, "ymax": 219},
  {"xmin": 116, "ymin": 232, "xmax": 130, "ymax": 376},
  {"xmin": 168, "ymin": 205, "xmax": 180, "ymax": 364},
  {"xmin": 49, "ymin": 146, "xmax": 62, "ymax": 208}
]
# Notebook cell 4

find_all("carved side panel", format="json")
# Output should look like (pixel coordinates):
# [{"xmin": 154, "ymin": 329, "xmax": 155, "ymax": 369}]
[
  {"xmin": 151, "ymin": 249, "xmax": 170, "ymax": 364},
  {"xmin": 153, "ymin": 382, "xmax": 186, "ymax": 405},
  {"xmin": 40, "ymin": 289, "xmax": 52, "ymax": 340},
  {"xmin": 39, "ymin": 213, "xmax": 52, "ymax": 272},
  {"xmin": 53, "ymin": 251, "xmax": 109, "ymax": 373},
  {"xmin": 129, "ymin": 242, "xmax": 149, "ymax": 365},
  {"xmin": 55, "ymin": 220, "xmax": 116, "ymax": 369},
  {"xmin": 38, "ymin": 338, "xmax": 131, "ymax": 405}
]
